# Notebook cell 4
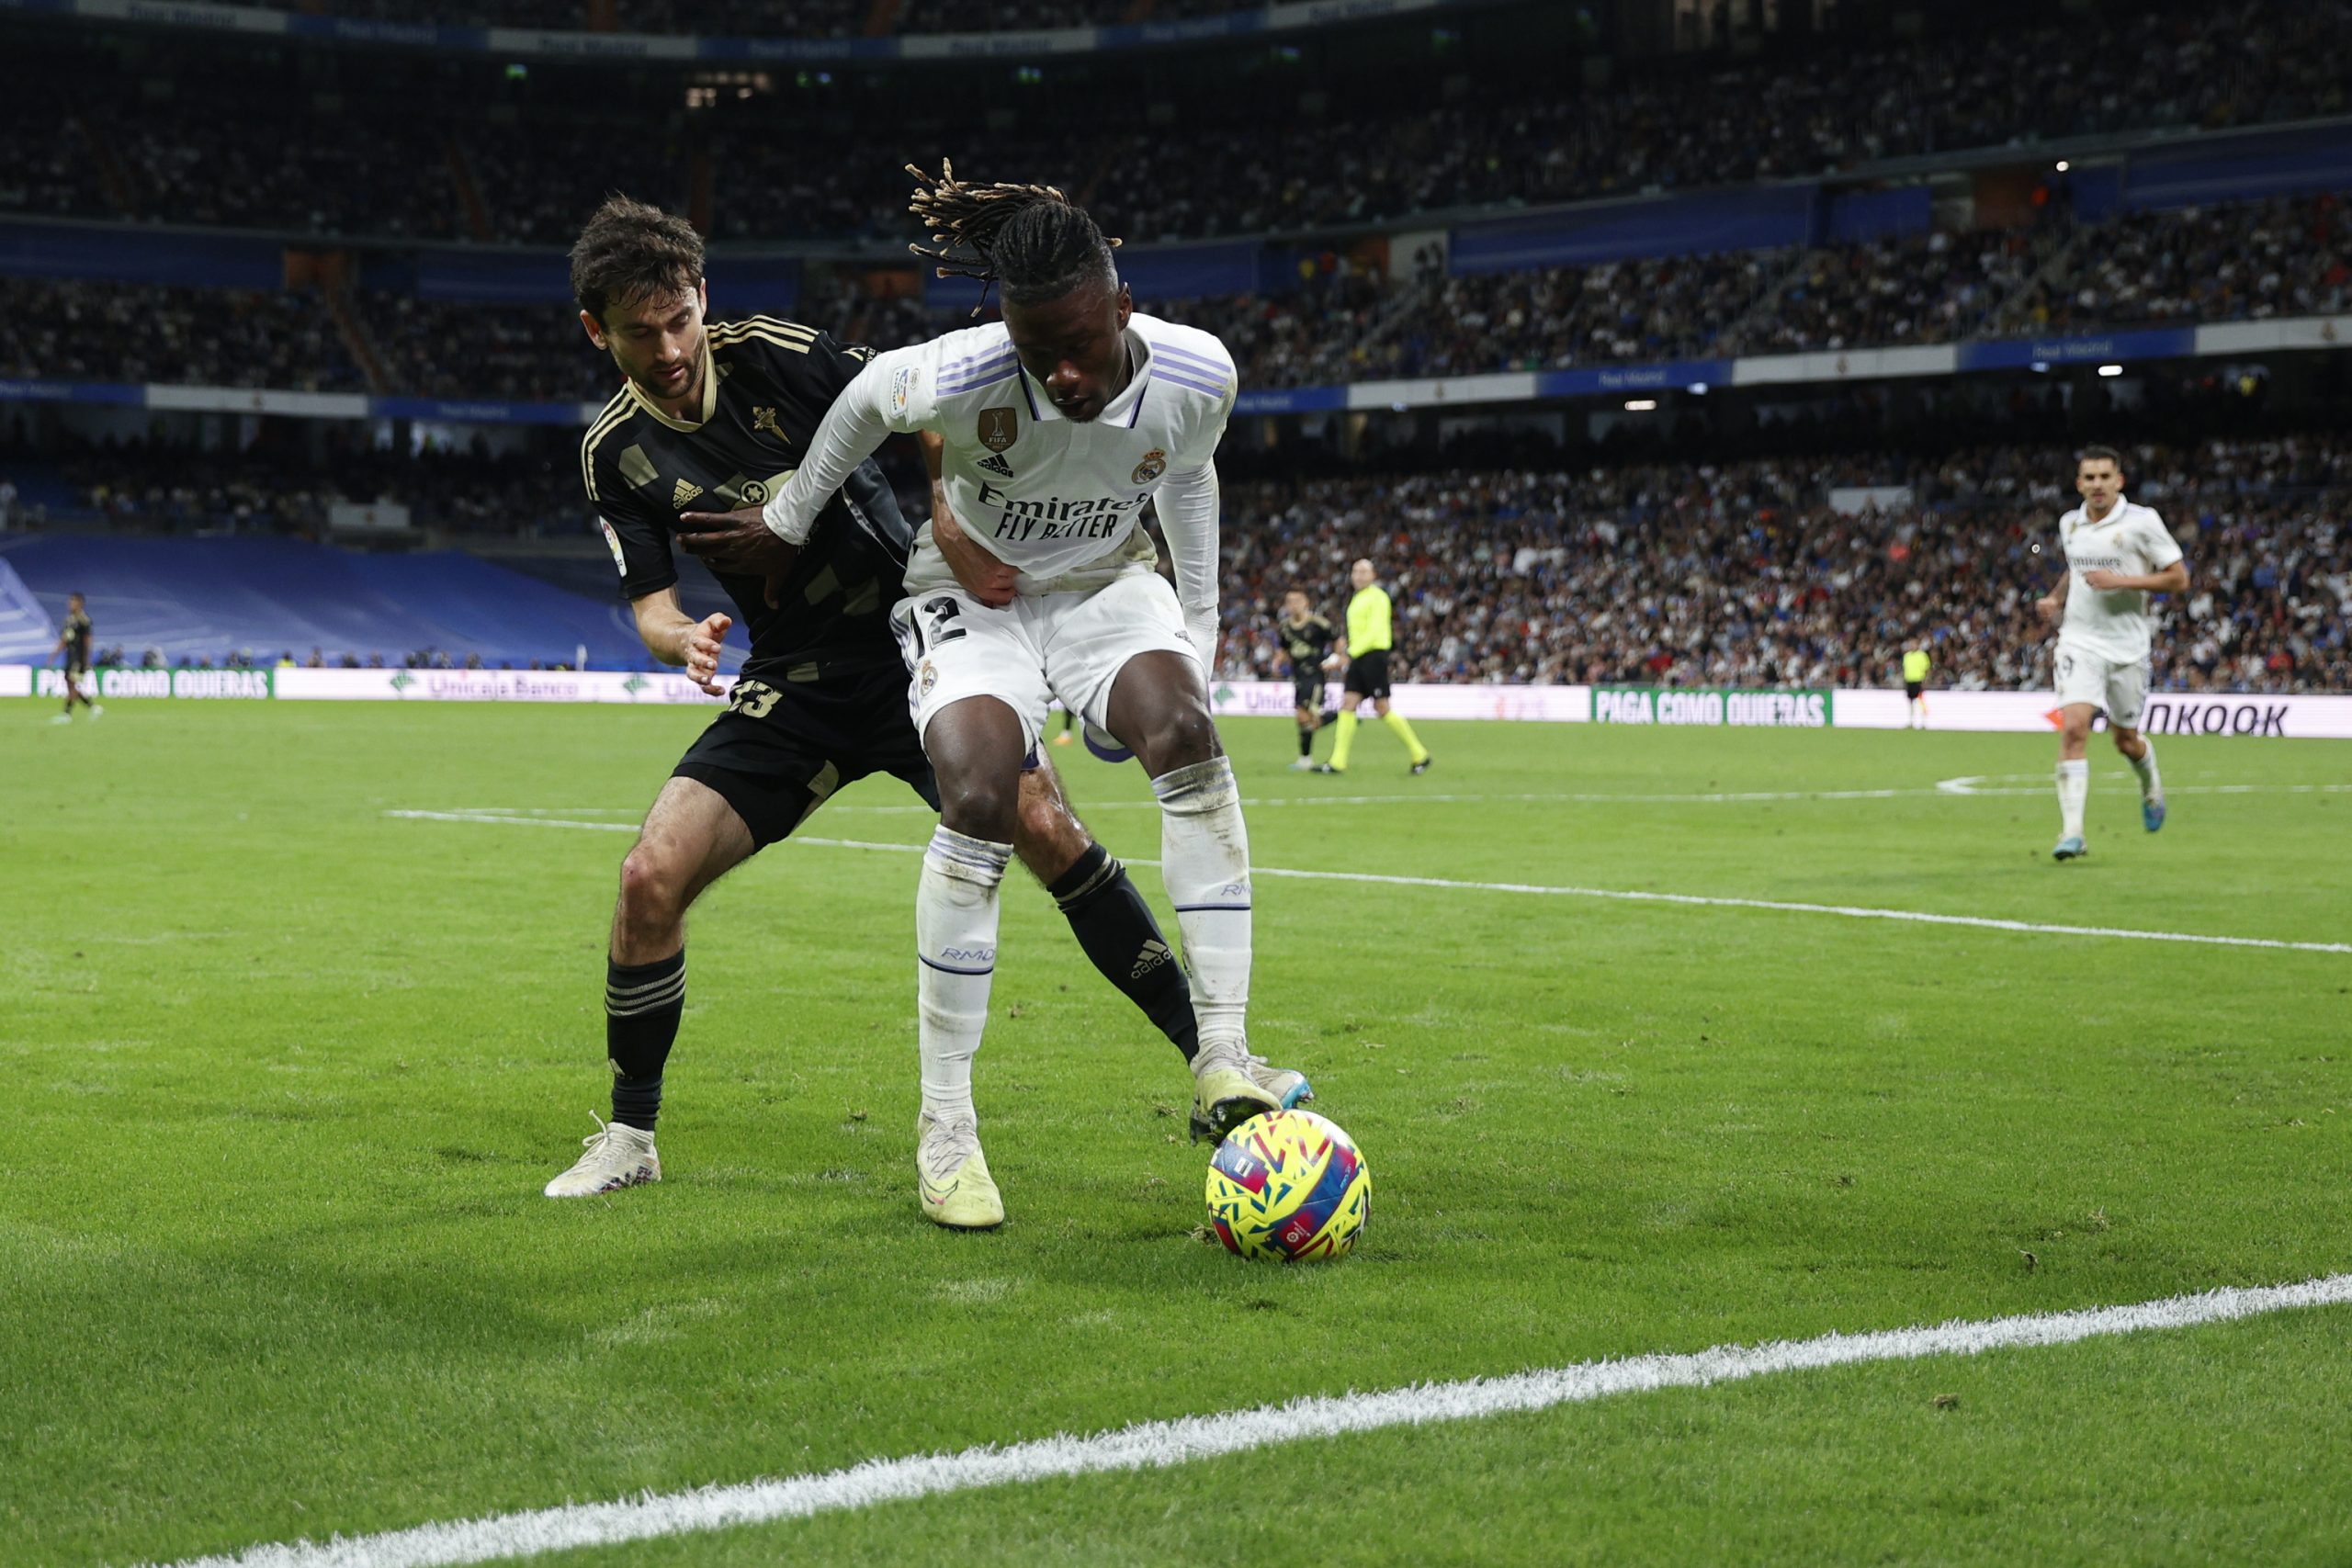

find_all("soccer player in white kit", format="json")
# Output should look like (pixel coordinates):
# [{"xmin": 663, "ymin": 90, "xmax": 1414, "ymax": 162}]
[
  {"xmin": 749, "ymin": 166, "xmax": 1281, "ymax": 1226},
  {"xmin": 2034, "ymin": 446, "xmax": 2190, "ymax": 860}
]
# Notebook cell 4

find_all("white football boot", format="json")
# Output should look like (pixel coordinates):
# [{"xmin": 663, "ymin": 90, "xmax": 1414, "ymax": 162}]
[
  {"xmin": 544, "ymin": 1114, "xmax": 661, "ymax": 1197},
  {"xmin": 916, "ymin": 1110, "xmax": 1004, "ymax": 1229},
  {"xmin": 1246, "ymin": 1052, "xmax": 1315, "ymax": 1109},
  {"xmin": 1190, "ymin": 1040, "xmax": 1283, "ymax": 1144}
]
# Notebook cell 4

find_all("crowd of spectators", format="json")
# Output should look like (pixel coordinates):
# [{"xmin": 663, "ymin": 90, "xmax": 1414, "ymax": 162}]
[
  {"xmin": 1995, "ymin": 192, "xmax": 2352, "ymax": 335},
  {"xmin": 17, "ymin": 426, "xmax": 2344, "ymax": 693},
  {"xmin": 43, "ymin": 434, "xmax": 574, "ymax": 538},
  {"xmin": 0, "ymin": 279, "xmax": 364, "ymax": 392},
  {"xmin": 238, "ymin": 0, "xmax": 1248, "ymax": 35},
  {"xmin": 1212, "ymin": 438, "xmax": 2352, "ymax": 695},
  {"xmin": 359, "ymin": 295, "xmax": 615, "ymax": 404},
  {"xmin": 12, "ymin": 187, "xmax": 2346, "ymax": 400},
  {"xmin": 10, "ymin": 1, "xmax": 2346, "ymax": 245}
]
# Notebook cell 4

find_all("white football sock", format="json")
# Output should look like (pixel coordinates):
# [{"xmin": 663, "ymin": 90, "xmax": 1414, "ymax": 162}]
[
  {"xmin": 2056, "ymin": 758, "xmax": 2089, "ymax": 839},
  {"xmin": 2126, "ymin": 740, "xmax": 2161, "ymax": 801},
  {"xmin": 915, "ymin": 826, "xmax": 1010, "ymax": 1123},
  {"xmin": 1152, "ymin": 756, "xmax": 1252, "ymax": 1060}
]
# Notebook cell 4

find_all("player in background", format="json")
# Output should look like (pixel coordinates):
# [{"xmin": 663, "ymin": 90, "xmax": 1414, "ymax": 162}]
[
  {"xmin": 545, "ymin": 197, "xmax": 1257, "ymax": 1208},
  {"xmin": 51, "ymin": 592, "xmax": 99, "ymax": 723},
  {"xmin": 687, "ymin": 163, "xmax": 1291, "ymax": 1226},
  {"xmin": 1276, "ymin": 588, "xmax": 1339, "ymax": 770},
  {"xmin": 1902, "ymin": 644, "xmax": 1930, "ymax": 729},
  {"xmin": 2034, "ymin": 446, "xmax": 2188, "ymax": 861},
  {"xmin": 1316, "ymin": 558, "xmax": 1430, "ymax": 775}
]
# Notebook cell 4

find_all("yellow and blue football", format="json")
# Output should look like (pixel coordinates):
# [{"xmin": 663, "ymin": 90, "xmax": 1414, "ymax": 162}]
[{"xmin": 1205, "ymin": 1108, "xmax": 1370, "ymax": 1260}]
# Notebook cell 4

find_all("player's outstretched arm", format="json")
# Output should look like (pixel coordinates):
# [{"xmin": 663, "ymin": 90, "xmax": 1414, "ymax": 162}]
[
  {"xmin": 629, "ymin": 587, "xmax": 732, "ymax": 695},
  {"xmin": 757, "ymin": 349, "xmax": 915, "ymax": 546}
]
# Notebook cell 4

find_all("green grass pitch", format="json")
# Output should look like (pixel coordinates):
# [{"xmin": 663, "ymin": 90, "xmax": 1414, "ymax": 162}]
[{"xmin": 4, "ymin": 696, "xmax": 2348, "ymax": 1565}]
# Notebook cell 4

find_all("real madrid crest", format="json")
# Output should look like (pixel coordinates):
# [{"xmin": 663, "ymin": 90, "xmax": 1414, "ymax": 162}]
[
  {"xmin": 978, "ymin": 407, "xmax": 1019, "ymax": 453},
  {"xmin": 1131, "ymin": 448, "xmax": 1168, "ymax": 486},
  {"xmin": 918, "ymin": 659, "xmax": 939, "ymax": 696}
]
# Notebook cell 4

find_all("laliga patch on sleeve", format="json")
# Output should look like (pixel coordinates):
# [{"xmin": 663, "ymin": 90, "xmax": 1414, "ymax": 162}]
[
  {"xmin": 891, "ymin": 366, "xmax": 918, "ymax": 415},
  {"xmin": 600, "ymin": 519, "xmax": 627, "ymax": 576}
]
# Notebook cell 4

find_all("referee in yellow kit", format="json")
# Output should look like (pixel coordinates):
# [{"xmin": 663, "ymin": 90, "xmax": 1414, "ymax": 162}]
[
  {"xmin": 1317, "ymin": 558, "xmax": 1433, "ymax": 775},
  {"xmin": 1902, "ymin": 645, "xmax": 1931, "ymax": 729}
]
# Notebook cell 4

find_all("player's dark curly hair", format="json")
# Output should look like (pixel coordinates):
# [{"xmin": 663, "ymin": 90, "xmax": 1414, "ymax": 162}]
[
  {"xmin": 905, "ymin": 159, "xmax": 1121, "ymax": 309},
  {"xmin": 570, "ymin": 195, "xmax": 704, "ymax": 323},
  {"xmin": 2075, "ymin": 444, "xmax": 2125, "ymax": 470}
]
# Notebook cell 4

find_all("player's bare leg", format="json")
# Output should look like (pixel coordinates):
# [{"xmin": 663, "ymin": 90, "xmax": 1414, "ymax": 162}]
[
  {"xmin": 912, "ymin": 694, "xmax": 1027, "ymax": 1228},
  {"xmin": 547, "ymin": 778, "xmax": 754, "ymax": 1197},
  {"xmin": 1103, "ymin": 650, "xmax": 1278, "ymax": 1143},
  {"xmin": 2110, "ymin": 723, "xmax": 2165, "ymax": 832},
  {"xmin": 2052, "ymin": 703, "xmax": 2096, "ymax": 859}
]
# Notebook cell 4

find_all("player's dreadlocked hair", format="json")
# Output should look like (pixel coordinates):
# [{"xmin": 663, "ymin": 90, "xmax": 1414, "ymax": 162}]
[
  {"xmin": 570, "ymin": 195, "xmax": 704, "ymax": 323},
  {"xmin": 906, "ymin": 159, "xmax": 1123, "ymax": 310}
]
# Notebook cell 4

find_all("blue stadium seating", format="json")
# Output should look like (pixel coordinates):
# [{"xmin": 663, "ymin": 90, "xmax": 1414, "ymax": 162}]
[
  {"xmin": 0, "ymin": 554, "xmax": 55, "ymax": 660},
  {"xmin": 0, "ymin": 533, "xmax": 698, "ymax": 670}
]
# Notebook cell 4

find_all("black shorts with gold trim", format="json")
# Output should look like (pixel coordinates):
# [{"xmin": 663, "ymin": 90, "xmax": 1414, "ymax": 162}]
[
  {"xmin": 1343, "ymin": 649, "xmax": 1393, "ymax": 700},
  {"xmin": 673, "ymin": 659, "xmax": 936, "ymax": 849}
]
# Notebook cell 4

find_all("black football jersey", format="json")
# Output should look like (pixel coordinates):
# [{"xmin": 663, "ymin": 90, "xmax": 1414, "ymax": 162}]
[
  {"xmin": 582, "ymin": 316, "xmax": 912, "ymax": 681},
  {"xmin": 64, "ymin": 609, "xmax": 93, "ymax": 658},
  {"xmin": 1277, "ymin": 612, "xmax": 1335, "ymax": 672}
]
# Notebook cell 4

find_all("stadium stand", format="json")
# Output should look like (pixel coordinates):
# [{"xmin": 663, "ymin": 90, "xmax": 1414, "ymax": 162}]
[
  {"xmin": 9, "ymin": 187, "xmax": 2340, "ymax": 400},
  {"xmin": 0, "ymin": 280, "xmax": 365, "ymax": 392},
  {"xmin": 6, "ymin": 2, "xmax": 2346, "ymax": 244},
  {"xmin": 229, "ymin": 0, "xmax": 1251, "ymax": 35},
  {"xmin": 1214, "ymin": 439, "xmax": 2352, "ymax": 695},
  {"xmin": 0, "ymin": 534, "xmax": 654, "ymax": 670}
]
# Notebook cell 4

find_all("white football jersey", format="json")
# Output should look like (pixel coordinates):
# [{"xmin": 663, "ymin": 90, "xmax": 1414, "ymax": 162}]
[
  {"xmin": 2053, "ymin": 496, "xmax": 2184, "ymax": 663},
  {"xmin": 870, "ymin": 312, "xmax": 1238, "ymax": 591}
]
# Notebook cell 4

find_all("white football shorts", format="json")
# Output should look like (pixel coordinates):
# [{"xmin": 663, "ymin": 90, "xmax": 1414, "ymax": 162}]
[
  {"xmin": 891, "ymin": 570, "xmax": 1200, "ymax": 754},
  {"xmin": 2052, "ymin": 642, "xmax": 2149, "ymax": 729}
]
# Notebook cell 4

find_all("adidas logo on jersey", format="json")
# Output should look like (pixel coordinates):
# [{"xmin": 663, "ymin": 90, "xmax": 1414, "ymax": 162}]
[
  {"xmin": 977, "ymin": 453, "xmax": 1016, "ymax": 479},
  {"xmin": 1131, "ymin": 939, "xmax": 1174, "ymax": 979},
  {"xmin": 671, "ymin": 478, "xmax": 704, "ymax": 508}
]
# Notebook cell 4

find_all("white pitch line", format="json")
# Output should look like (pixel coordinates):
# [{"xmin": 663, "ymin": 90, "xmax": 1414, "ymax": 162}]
[
  {"xmin": 146, "ymin": 1271, "xmax": 2352, "ymax": 1568},
  {"xmin": 385, "ymin": 812, "xmax": 2352, "ymax": 955}
]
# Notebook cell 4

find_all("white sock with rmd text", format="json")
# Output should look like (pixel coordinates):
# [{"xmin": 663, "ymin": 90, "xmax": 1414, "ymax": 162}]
[
  {"xmin": 916, "ymin": 827, "xmax": 1010, "ymax": 1122},
  {"xmin": 1152, "ymin": 757, "xmax": 1252, "ymax": 1060},
  {"xmin": 2127, "ymin": 739, "xmax": 2161, "ymax": 801},
  {"xmin": 2056, "ymin": 758, "xmax": 2089, "ymax": 839}
]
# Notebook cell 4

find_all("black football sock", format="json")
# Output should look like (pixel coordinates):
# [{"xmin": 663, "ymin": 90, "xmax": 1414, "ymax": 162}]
[
  {"xmin": 1048, "ymin": 844, "xmax": 1201, "ymax": 1062},
  {"xmin": 1297, "ymin": 724, "xmax": 1314, "ymax": 757},
  {"xmin": 605, "ymin": 949, "xmax": 684, "ymax": 1132}
]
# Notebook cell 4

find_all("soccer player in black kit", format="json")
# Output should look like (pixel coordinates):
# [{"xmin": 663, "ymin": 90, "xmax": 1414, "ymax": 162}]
[
  {"xmin": 1275, "ymin": 588, "xmax": 1337, "ymax": 770},
  {"xmin": 52, "ymin": 592, "xmax": 99, "ymax": 723},
  {"xmin": 546, "ymin": 198, "xmax": 1301, "ymax": 1209}
]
